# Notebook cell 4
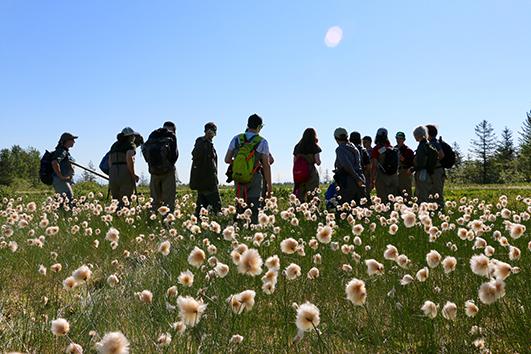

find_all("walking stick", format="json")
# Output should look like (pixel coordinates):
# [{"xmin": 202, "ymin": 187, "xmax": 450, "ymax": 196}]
[{"xmin": 70, "ymin": 161, "xmax": 109, "ymax": 180}]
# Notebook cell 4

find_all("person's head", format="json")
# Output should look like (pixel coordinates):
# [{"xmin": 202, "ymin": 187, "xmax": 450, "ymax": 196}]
[
  {"xmin": 204, "ymin": 122, "xmax": 217, "ymax": 140},
  {"xmin": 120, "ymin": 127, "xmax": 137, "ymax": 143},
  {"xmin": 349, "ymin": 131, "xmax": 362, "ymax": 145},
  {"xmin": 395, "ymin": 131, "xmax": 406, "ymax": 146},
  {"xmin": 59, "ymin": 132, "xmax": 78, "ymax": 148},
  {"xmin": 426, "ymin": 124, "xmax": 438, "ymax": 139},
  {"xmin": 413, "ymin": 126, "xmax": 428, "ymax": 142},
  {"xmin": 362, "ymin": 136, "xmax": 372, "ymax": 149},
  {"xmin": 163, "ymin": 121, "xmax": 176, "ymax": 133},
  {"xmin": 374, "ymin": 128, "xmax": 389, "ymax": 145},
  {"xmin": 299, "ymin": 128, "xmax": 319, "ymax": 150},
  {"xmin": 334, "ymin": 127, "xmax": 349, "ymax": 143},
  {"xmin": 247, "ymin": 114, "xmax": 263, "ymax": 132}
]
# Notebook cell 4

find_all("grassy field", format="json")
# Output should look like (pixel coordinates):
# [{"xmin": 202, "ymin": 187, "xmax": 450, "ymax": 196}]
[{"xmin": 0, "ymin": 184, "xmax": 529, "ymax": 353}]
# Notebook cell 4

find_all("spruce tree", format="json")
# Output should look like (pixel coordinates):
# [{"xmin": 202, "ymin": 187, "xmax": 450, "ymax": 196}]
[
  {"xmin": 518, "ymin": 110, "xmax": 531, "ymax": 181},
  {"xmin": 470, "ymin": 120, "xmax": 497, "ymax": 184}
]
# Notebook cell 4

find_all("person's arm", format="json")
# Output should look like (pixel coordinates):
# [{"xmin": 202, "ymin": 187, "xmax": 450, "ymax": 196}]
[
  {"xmin": 269, "ymin": 154, "xmax": 274, "ymax": 165},
  {"xmin": 261, "ymin": 154, "xmax": 272, "ymax": 198},
  {"xmin": 370, "ymin": 158, "xmax": 377, "ymax": 187},
  {"xmin": 126, "ymin": 150, "xmax": 138, "ymax": 183},
  {"xmin": 51, "ymin": 160, "xmax": 68, "ymax": 181},
  {"xmin": 314, "ymin": 153, "xmax": 321, "ymax": 166},
  {"xmin": 224, "ymin": 149, "xmax": 234, "ymax": 164}
]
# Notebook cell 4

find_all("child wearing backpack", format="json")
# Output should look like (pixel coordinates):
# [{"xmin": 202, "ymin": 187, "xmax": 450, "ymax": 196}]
[
  {"xmin": 224, "ymin": 114, "xmax": 272, "ymax": 224},
  {"xmin": 293, "ymin": 128, "xmax": 322, "ymax": 203},
  {"xmin": 370, "ymin": 128, "xmax": 399, "ymax": 204}
]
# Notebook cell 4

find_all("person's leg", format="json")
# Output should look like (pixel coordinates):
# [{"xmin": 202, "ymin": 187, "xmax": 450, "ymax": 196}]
[
  {"xmin": 161, "ymin": 169, "xmax": 176, "ymax": 212},
  {"xmin": 53, "ymin": 176, "xmax": 73, "ymax": 204},
  {"xmin": 150, "ymin": 174, "xmax": 161, "ymax": 211},
  {"xmin": 206, "ymin": 189, "xmax": 222, "ymax": 214},
  {"xmin": 247, "ymin": 173, "xmax": 263, "ymax": 224},
  {"xmin": 195, "ymin": 192, "xmax": 207, "ymax": 217},
  {"xmin": 431, "ymin": 168, "xmax": 445, "ymax": 209}
]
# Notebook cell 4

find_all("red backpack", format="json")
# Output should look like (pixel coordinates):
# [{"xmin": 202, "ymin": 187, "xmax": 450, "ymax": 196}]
[{"xmin": 293, "ymin": 155, "xmax": 311, "ymax": 184}]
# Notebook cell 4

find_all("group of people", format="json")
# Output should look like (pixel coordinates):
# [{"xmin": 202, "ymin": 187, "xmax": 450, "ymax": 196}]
[{"xmin": 48, "ymin": 114, "xmax": 451, "ymax": 222}]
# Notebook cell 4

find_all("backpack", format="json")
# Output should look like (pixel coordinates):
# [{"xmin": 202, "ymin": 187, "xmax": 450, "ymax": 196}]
[
  {"xmin": 378, "ymin": 147, "xmax": 399, "ymax": 175},
  {"xmin": 439, "ymin": 138, "xmax": 456, "ymax": 169},
  {"xmin": 142, "ymin": 136, "xmax": 174, "ymax": 175},
  {"xmin": 39, "ymin": 150, "xmax": 54, "ymax": 185},
  {"xmin": 358, "ymin": 146, "xmax": 371, "ymax": 167},
  {"xmin": 232, "ymin": 134, "xmax": 263, "ymax": 184},
  {"xmin": 99, "ymin": 152, "xmax": 110, "ymax": 176},
  {"xmin": 293, "ymin": 155, "xmax": 311, "ymax": 184}
]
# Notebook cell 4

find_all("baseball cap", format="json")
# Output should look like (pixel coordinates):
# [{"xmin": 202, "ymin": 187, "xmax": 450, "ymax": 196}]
[
  {"xmin": 59, "ymin": 132, "xmax": 78, "ymax": 143},
  {"xmin": 395, "ymin": 131, "xmax": 406, "ymax": 139},
  {"xmin": 334, "ymin": 127, "xmax": 348, "ymax": 139}
]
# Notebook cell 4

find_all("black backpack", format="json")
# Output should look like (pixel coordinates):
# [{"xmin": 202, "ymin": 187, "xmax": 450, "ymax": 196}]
[
  {"xmin": 357, "ymin": 146, "xmax": 371, "ymax": 167},
  {"xmin": 39, "ymin": 150, "xmax": 54, "ymax": 185},
  {"xmin": 379, "ymin": 147, "xmax": 399, "ymax": 175},
  {"xmin": 439, "ymin": 138, "xmax": 456, "ymax": 169},
  {"xmin": 142, "ymin": 136, "xmax": 174, "ymax": 175}
]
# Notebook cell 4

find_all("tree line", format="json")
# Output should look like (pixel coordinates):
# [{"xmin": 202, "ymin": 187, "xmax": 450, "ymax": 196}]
[{"xmin": 1, "ymin": 111, "xmax": 530, "ymax": 190}]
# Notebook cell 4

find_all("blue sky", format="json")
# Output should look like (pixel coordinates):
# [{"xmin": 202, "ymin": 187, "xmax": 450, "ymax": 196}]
[{"xmin": 1, "ymin": 0, "xmax": 530, "ymax": 183}]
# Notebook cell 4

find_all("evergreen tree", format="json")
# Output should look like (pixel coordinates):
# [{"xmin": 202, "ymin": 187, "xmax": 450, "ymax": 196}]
[
  {"xmin": 496, "ymin": 127, "xmax": 516, "ymax": 161},
  {"xmin": 470, "ymin": 120, "xmax": 497, "ymax": 184},
  {"xmin": 518, "ymin": 110, "xmax": 531, "ymax": 181},
  {"xmin": 452, "ymin": 142, "xmax": 463, "ymax": 167},
  {"xmin": 80, "ymin": 161, "xmax": 97, "ymax": 183}
]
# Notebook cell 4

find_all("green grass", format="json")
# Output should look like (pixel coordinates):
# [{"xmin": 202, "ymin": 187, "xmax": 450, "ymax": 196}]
[{"xmin": 0, "ymin": 185, "xmax": 529, "ymax": 353}]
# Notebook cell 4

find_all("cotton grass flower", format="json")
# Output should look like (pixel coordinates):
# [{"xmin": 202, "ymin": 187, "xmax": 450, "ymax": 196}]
[
  {"xmin": 316, "ymin": 225, "xmax": 333, "ymax": 244},
  {"xmin": 470, "ymin": 255, "xmax": 490, "ymax": 277},
  {"xmin": 158, "ymin": 240, "xmax": 171, "ymax": 256},
  {"xmin": 51, "ymin": 318, "xmax": 70, "ymax": 336},
  {"xmin": 157, "ymin": 333, "xmax": 172, "ymax": 346},
  {"xmin": 96, "ymin": 331, "xmax": 130, "ymax": 354},
  {"xmin": 307, "ymin": 267, "xmax": 320, "ymax": 280},
  {"xmin": 187, "ymin": 247, "xmax": 206, "ymax": 268},
  {"xmin": 265, "ymin": 255, "xmax": 280, "ymax": 271},
  {"xmin": 107, "ymin": 274, "xmax": 120, "ymax": 287},
  {"xmin": 396, "ymin": 254, "xmax": 410, "ymax": 269},
  {"xmin": 284, "ymin": 263, "xmax": 302, "ymax": 280},
  {"xmin": 65, "ymin": 343, "xmax": 83, "ymax": 354},
  {"xmin": 280, "ymin": 238, "xmax": 298, "ymax": 254},
  {"xmin": 229, "ymin": 334, "xmax": 244, "ymax": 344},
  {"xmin": 345, "ymin": 278, "xmax": 367, "ymax": 305},
  {"xmin": 137, "ymin": 290, "xmax": 153, "ymax": 304},
  {"xmin": 72, "ymin": 265, "xmax": 92, "ymax": 282},
  {"xmin": 509, "ymin": 223, "xmax": 525, "ymax": 239},
  {"xmin": 400, "ymin": 274, "xmax": 414, "ymax": 286},
  {"xmin": 365, "ymin": 259, "xmax": 384, "ymax": 276},
  {"xmin": 384, "ymin": 244, "xmax": 399, "ymax": 261},
  {"xmin": 421, "ymin": 301, "xmax": 437, "ymax": 319},
  {"xmin": 214, "ymin": 263, "xmax": 229, "ymax": 278},
  {"xmin": 416, "ymin": 267, "xmax": 429, "ymax": 282},
  {"xmin": 465, "ymin": 300, "xmax": 479, "ymax": 317},
  {"xmin": 105, "ymin": 227, "xmax": 120, "ymax": 242},
  {"xmin": 63, "ymin": 276, "xmax": 78, "ymax": 290},
  {"xmin": 442, "ymin": 301, "xmax": 457, "ymax": 321},
  {"xmin": 442, "ymin": 256, "xmax": 457, "ymax": 274},
  {"xmin": 425, "ymin": 250, "xmax": 442, "ymax": 268},
  {"xmin": 237, "ymin": 248, "xmax": 263, "ymax": 276},
  {"xmin": 402, "ymin": 212, "xmax": 416, "ymax": 228},
  {"xmin": 295, "ymin": 302, "xmax": 320, "ymax": 332},
  {"xmin": 177, "ymin": 296, "xmax": 207, "ymax": 327},
  {"xmin": 178, "ymin": 270, "xmax": 194, "ymax": 287},
  {"xmin": 492, "ymin": 260, "xmax": 512, "ymax": 280}
]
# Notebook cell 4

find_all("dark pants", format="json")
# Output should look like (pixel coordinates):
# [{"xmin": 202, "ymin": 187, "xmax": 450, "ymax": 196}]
[
  {"xmin": 236, "ymin": 173, "xmax": 262, "ymax": 224},
  {"xmin": 195, "ymin": 190, "xmax": 222, "ymax": 217}
]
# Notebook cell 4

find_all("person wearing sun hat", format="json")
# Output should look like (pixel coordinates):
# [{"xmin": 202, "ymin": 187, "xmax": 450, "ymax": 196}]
[
  {"xmin": 51, "ymin": 132, "xmax": 78, "ymax": 203},
  {"xmin": 395, "ymin": 131, "xmax": 414, "ymax": 200},
  {"xmin": 108, "ymin": 127, "xmax": 140, "ymax": 206},
  {"xmin": 333, "ymin": 127, "xmax": 366, "ymax": 207}
]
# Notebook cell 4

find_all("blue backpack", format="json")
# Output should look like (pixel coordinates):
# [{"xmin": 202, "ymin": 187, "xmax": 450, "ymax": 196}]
[{"xmin": 99, "ymin": 152, "xmax": 110, "ymax": 176}]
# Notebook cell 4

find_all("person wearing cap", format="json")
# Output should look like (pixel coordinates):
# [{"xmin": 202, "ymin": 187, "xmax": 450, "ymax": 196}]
[
  {"xmin": 144, "ymin": 121, "xmax": 179, "ymax": 212},
  {"xmin": 224, "ymin": 114, "xmax": 272, "ymax": 224},
  {"xmin": 190, "ymin": 122, "xmax": 221, "ymax": 217},
  {"xmin": 333, "ymin": 127, "xmax": 366, "ymax": 207},
  {"xmin": 370, "ymin": 128, "xmax": 399, "ymax": 204},
  {"xmin": 426, "ymin": 124, "xmax": 446, "ymax": 209},
  {"xmin": 108, "ymin": 127, "xmax": 140, "ymax": 206},
  {"xmin": 51, "ymin": 132, "xmax": 78, "ymax": 203},
  {"xmin": 395, "ymin": 131, "xmax": 415, "ymax": 200}
]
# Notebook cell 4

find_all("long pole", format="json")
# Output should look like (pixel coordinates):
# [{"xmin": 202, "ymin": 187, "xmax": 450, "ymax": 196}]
[{"xmin": 70, "ymin": 161, "xmax": 109, "ymax": 180}]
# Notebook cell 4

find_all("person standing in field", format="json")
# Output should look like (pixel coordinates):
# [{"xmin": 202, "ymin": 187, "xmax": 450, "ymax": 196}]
[
  {"xmin": 51, "ymin": 132, "xmax": 77, "ymax": 203},
  {"xmin": 292, "ymin": 128, "xmax": 322, "ymax": 202},
  {"xmin": 426, "ymin": 124, "xmax": 445, "ymax": 209},
  {"xmin": 350, "ymin": 131, "xmax": 371, "ymax": 198},
  {"xmin": 362, "ymin": 135, "xmax": 374, "ymax": 195},
  {"xmin": 224, "ymin": 114, "xmax": 272, "ymax": 224},
  {"xmin": 395, "ymin": 131, "xmax": 415, "ymax": 200},
  {"xmin": 108, "ymin": 127, "xmax": 139, "ymax": 207},
  {"xmin": 333, "ymin": 128, "xmax": 366, "ymax": 206},
  {"xmin": 143, "ymin": 121, "xmax": 179, "ymax": 212},
  {"xmin": 190, "ymin": 122, "xmax": 221, "ymax": 217},
  {"xmin": 412, "ymin": 126, "xmax": 438, "ymax": 204},
  {"xmin": 370, "ymin": 128, "xmax": 399, "ymax": 204}
]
